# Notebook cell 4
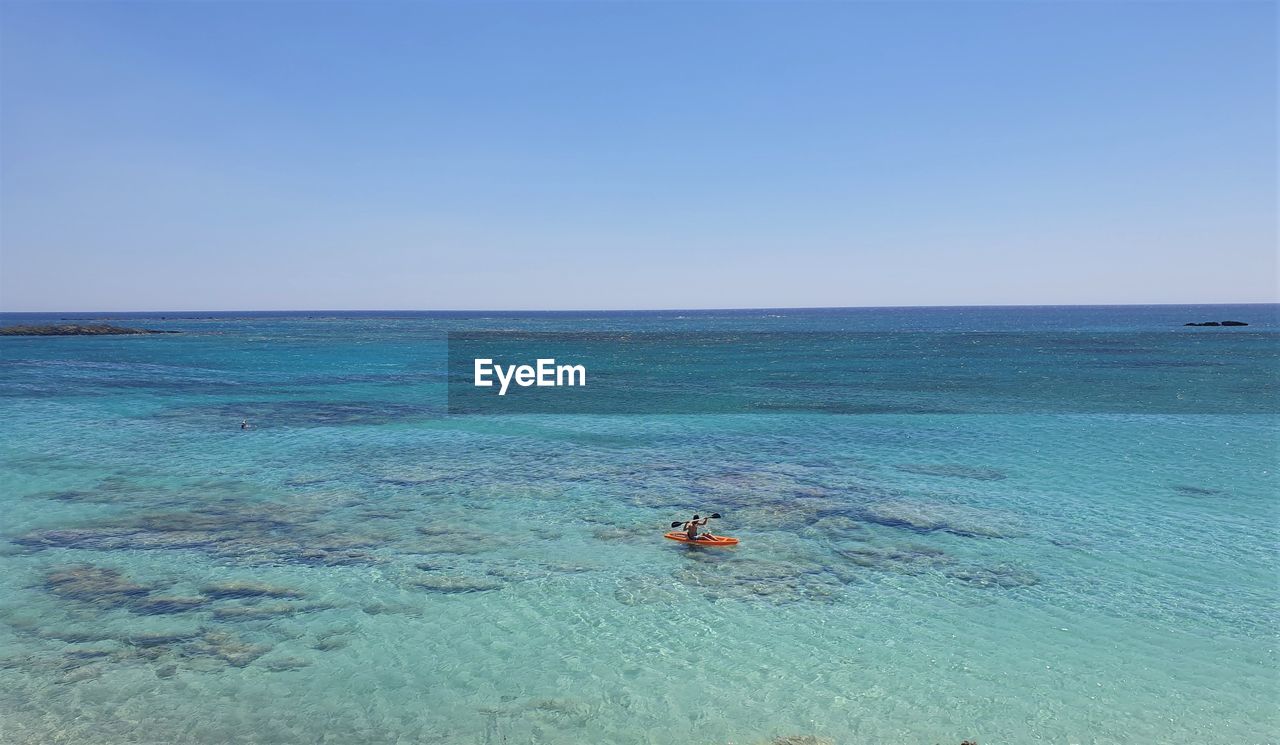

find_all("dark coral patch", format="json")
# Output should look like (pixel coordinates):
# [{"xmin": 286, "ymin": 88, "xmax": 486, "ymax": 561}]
[
  {"xmin": 16, "ymin": 502, "xmax": 383, "ymax": 566},
  {"xmin": 186, "ymin": 631, "xmax": 273, "ymax": 667},
  {"xmin": 409, "ymin": 574, "xmax": 504, "ymax": 594},
  {"xmin": 130, "ymin": 596, "xmax": 210, "ymax": 615},
  {"xmin": 44, "ymin": 565, "xmax": 154, "ymax": 605},
  {"xmin": 200, "ymin": 581, "xmax": 306, "ymax": 600},
  {"xmin": 211, "ymin": 602, "xmax": 331, "ymax": 621},
  {"xmin": 1171, "ymin": 484, "xmax": 1221, "ymax": 496}
]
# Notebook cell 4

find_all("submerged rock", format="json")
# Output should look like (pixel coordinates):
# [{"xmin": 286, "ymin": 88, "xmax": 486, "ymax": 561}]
[
  {"xmin": 412, "ymin": 525, "xmax": 504, "ymax": 555},
  {"xmin": 130, "ymin": 596, "xmax": 209, "ymax": 615},
  {"xmin": 258, "ymin": 656, "xmax": 312, "ymax": 672},
  {"xmin": 19, "ymin": 527, "xmax": 143, "ymax": 552},
  {"xmin": 58, "ymin": 665, "xmax": 105, "ymax": 684},
  {"xmin": 36, "ymin": 490, "xmax": 103, "ymax": 503},
  {"xmin": 0, "ymin": 324, "xmax": 176, "ymax": 336},
  {"xmin": 859, "ymin": 501, "xmax": 1011, "ymax": 538},
  {"xmin": 409, "ymin": 574, "xmax": 504, "ymax": 594},
  {"xmin": 804, "ymin": 515, "xmax": 865, "ymax": 539},
  {"xmin": 40, "ymin": 629, "xmax": 116, "ymax": 644},
  {"xmin": 126, "ymin": 630, "xmax": 201, "ymax": 648},
  {"xmin": 311, "ymin": 637, "xmax": 349, "ymax": 651},
  {"xmin": 1171, "ymin": 484, "xmax": 1221, "ymax": 496},
  {"xmin": 836, "ymin": 543, "xmax": 1038, "ymax": 590},
  {"xmin": 189, "ymin": 631, "xmax": 272, "ymax": 668},
  {"xmin": 946, "ymin": 564, "xmax": 1039, "ymax": 588},
  {"xmin": 360, "ymin": 601, "xmax": 421, "ymax": 616},
  {"xmin": 674, "ymin": 557, "xmax": 842, "ymax": 604},
  {"xmin": 44, "ymin": 565, "xmax": 155, "ymax": 604},
  {"xmin": 200, "ymin": 581, "xmax": 306, "ymax": 600},
  {"xmin": 17, "ymin": 502, "xmax": 384, "ymax": 566},
  {"xmin": 132, "ymin": 645, "xmax": 170, "ymax": 661},
  {"xmin": 835, "ymin": 544, "xmax": 949, "ymax": 576},
  {"xmin": 522, "ymin": 697, "xmax": 597, "ymax": 725},
  {"xmin": 591, "ymin": 526, "xmax": 647, "ymax": 543},
  {"xmin": 294, "ymin": 548, "xmax": 379, "ymax": 566},
  {"xmin": 211, "ymin": 601, "xmax": 331, "ymax": 621}
]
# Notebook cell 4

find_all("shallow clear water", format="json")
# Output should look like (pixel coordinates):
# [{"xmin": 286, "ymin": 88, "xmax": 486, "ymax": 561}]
[{"xmin": 0, "ymin": 306, "xmax": 1276, "ymax": 744}]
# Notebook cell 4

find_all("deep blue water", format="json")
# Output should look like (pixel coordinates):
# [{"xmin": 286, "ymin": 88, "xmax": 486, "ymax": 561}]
[{"xmin": 0, "ymin": 305, "xmax": 1276, "ymax": 744}]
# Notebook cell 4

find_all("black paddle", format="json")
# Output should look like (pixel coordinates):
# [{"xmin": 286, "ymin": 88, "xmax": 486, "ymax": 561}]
[{"xmin": 669, "ymin": 513, "xmax": 721, "ymax": 528}]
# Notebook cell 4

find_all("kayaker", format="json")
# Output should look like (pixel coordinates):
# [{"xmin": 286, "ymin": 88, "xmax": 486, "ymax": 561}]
[{"xmin": 683, "ymin": 514, "xmax": 711, "ymax": 541}]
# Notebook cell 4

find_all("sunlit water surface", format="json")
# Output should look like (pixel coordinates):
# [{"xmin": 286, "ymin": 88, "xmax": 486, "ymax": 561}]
[{"xmin": 1, "ymin": 306, "xmax": 1276, "ymax": 744}]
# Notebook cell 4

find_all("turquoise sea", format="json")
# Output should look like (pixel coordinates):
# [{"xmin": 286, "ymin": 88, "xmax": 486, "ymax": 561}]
[{"xmin": 0, "ymin": 305, "xmax": 1276, "ymax": 744}]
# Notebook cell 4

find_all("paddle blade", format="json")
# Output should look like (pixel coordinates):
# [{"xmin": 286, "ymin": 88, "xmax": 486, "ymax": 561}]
[{"xmin": 670, "ymin": 521, "xmax": 683, "ymax": 528}]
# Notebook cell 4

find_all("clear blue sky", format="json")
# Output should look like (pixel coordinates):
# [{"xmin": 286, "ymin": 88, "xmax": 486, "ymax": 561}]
[{"xmin": 0, "ymin": 1, "xmax": 1274, "ymax": 311}]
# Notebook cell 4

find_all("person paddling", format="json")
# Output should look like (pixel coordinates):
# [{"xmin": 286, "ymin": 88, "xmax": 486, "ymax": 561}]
[
  {"xmin": 682, "ymin": 514, "xmax": 712, "ymax": 541},
  {"xmin": 665, "ymin": 513, "xmax": 736, "ymax": 546}
]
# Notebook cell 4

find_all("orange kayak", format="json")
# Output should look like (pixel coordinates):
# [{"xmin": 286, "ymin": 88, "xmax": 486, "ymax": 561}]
[{"xmin": 664, "ymin": 532, "xmax": 739, "ymax": 546}]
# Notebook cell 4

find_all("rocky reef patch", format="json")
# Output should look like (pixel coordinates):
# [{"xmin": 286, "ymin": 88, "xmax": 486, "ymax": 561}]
[
  {"xmin": 408, "ymin": 574, "xmax": 505, "ymax": 594},
  {"xmin": 673, "ymin": 555, "xmax": 845, "ymax": 603},
  {"xmin": 836, "ymin": 543, "xmax": 1039, "ymax": 589},
  {"xmin": 200, "ymin": 581, "xmax": 308, "ymax": 600},
  {"xmin": 14, "ymin": 501, "xmax": 384, "ymax": 566},
  {"xmin": 37, "ymin": 564, "xmax": 331, "ymax": 621},
  {"xmin": 44, "ymin": 565, "xmax": 155, "ymax": 606},
  {"xmin": 857, "ymin": 500, "xmax": 1014, "ymax": 538},
  {"xmin": 1170, "ymin": 484, "xmax": 1221, "ymax": 496},
  {"xmin": 766, "ymin": 736, "xmax": 836, "ymax": 745},
  {"xmin": 0, "ymin": 324, "xmax": 177, "ymax": 336},
  {"xmin": 3, "ymin": 562, "xmax": 350, "ymax": 681}
]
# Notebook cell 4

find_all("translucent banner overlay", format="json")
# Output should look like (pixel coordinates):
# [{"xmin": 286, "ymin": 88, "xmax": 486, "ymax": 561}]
[{"xmin": 446, "ymin": 331, "xmax": 1277, "ymax": 415}]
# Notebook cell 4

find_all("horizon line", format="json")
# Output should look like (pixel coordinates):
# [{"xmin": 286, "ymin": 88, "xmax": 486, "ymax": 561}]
[{"xmin": 1, "ymin": 301, "xmax": 1276, "ymax": 315}]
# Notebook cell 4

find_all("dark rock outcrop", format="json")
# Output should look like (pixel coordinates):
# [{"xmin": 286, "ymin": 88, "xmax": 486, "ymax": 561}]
[
  {"xmin": 0, "ymin": 324, "xmax": 177, "ymax": 336},
  {"xmin": 1184, "ymin": 321, "xmax": 1248, "ymax": 327},
  {"xmin": 199, "ymin": 581, "xmax": 306, "ymax": 600},
  {"xmin": 44, "ymin": 565, "xmax": 154, "ymax": 603}
]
